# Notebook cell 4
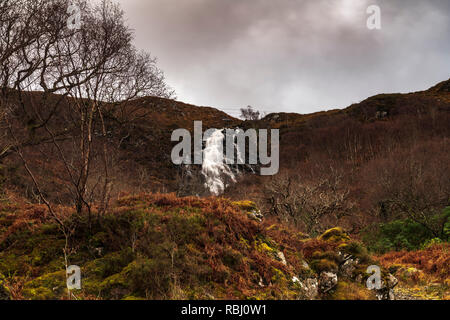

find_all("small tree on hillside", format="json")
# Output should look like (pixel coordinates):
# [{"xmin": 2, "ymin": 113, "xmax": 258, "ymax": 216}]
[{"xmin": 240, "ymin": 105, "xmax": 261, "ymax": 121}]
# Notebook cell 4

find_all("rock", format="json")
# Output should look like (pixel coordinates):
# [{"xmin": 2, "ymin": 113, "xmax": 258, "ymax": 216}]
[
  {"xmin": 375, "ymin": 288, "xmax": 395, "ymax": 300},
  {"xmin": 319, "ymin": 272, "xmax": 338, "ymax": 293},
  {"xmin": 248, "ymin": 211, "xmax": 264, "ymax": 222},
  {"xmin": 301, "ymin": 260, "xmax": 310, "ymax": 270},
  {"xmin": 386, "ymin": 273, "xmax": 399, "ymax": 288},
  {"xmin": 0, "ymin": 274, "xmax": 11, "ymax": 300},
  {"xmin": 293, "ymin": 277, "xmax": 319, "ymax": 300},
  {"xmin": 206, "ymin": 293, "xmax": 215, "ymax": 300},
  {"xmin": 276, "ymin": 251, "xmax": 287, "ymax": 266},
  {"xmin": 376, "ymin": 111, "xmax": 388, "ymax": 119},
  {"xmin": 374, "ymin": 274, "xmax": 398, "ymax": 300},
  {"xmin": 258, "ymin": 277, "xmax": 265, "ymax": 288},
  {"xmin": 339, "ymin": 257, "xmax": 359, "ymax": 278},
  {"xmin": 233, "ymin": 201, "xmax": 264, "ymax": 222},
  {"xmin": 302, "ymin": 278, "xmax": 319, "ymax": 300}
]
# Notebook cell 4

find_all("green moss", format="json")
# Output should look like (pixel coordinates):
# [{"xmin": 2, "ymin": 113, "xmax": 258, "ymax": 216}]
[
  {"xmin": 271, "ymin": 267, "xmax": 286, "ymax": 283},
  {"xmin": 311, "ymin": 250, "xmax": 340, "ymax": 262},
  {"xmin": 122, "ymin": 295, "xmax": 146, "ymax": 300},
  {"xmin": 309, "ymin": 250, "xmax": 341, "ymax": 273},
  {"xmin": 99, "ymin": 272, "xmax": 129, "ymax": 298},
  {"xmin": 338, "ymin": 241, "xmax": 372, "ymax": 264},
  {"xmin": 22, "ymin": 271, "xmax": 66, "ymax": 300},
  {"xmin": 232, "ymin": 201, "xmax": 258, "ymax": 212},
  {"xmin": 257, "ymin": 241, "xmax": 276, "ymax": 254},
  {"xmin": 121, "ymin": 258, "xmax": 171, "ymax": 297},
  {"xmin": 319, "ymin": 227, "xmax": 350, "ymax": 243},
  {"xmin": 83, "ymin": 249, "xmax": 135, "ymax": 279},
  {"xmin": 89, "ymin": 232, "xmax": 109, "ymax": 248}
]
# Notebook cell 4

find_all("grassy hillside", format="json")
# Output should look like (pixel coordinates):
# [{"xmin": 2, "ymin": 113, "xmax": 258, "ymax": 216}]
[{"xmin": 0, "ymin": 192, "xmax": 417, "ymax": 300}]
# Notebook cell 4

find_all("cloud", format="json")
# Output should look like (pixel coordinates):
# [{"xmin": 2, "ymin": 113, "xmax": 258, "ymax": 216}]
[{"xmin": 117, "ymin": 0, "xmax": 450, "ymax": 116}]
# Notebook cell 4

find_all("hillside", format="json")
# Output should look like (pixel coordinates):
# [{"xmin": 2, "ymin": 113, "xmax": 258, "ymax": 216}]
[
  {"xmin": 0, "ymin": 80, "xmax": 449, "ymax": 300},
  {"xmin": 0, "ymin": 91, "xmax": 239, "ymax": 199},
  {"xmin": 225, "ymin": 79, "xmax": 450, "ymax": 238},
  {"xmin": 0, "ymin": 193, "xmax": 447, "ymax": 300},
  {"xmin": 2, "ymin": 79, "xmax": 449, "ymax": 202},
  {"xmin": 1, "ymin": 79, "xmax": 449, "ymax": 232},
  {"xmin": 0, "ymin": 193, "xmax": 407, "ymax": 300}
]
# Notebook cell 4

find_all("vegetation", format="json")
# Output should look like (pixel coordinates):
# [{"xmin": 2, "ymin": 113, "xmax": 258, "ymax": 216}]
[
  {"xmin": 363, "ymin": 207, "xmax": 450, "ymax": 253},
  {"xmin": 0, "ymin": 193, "xmax": 386, "ymax": 300}
]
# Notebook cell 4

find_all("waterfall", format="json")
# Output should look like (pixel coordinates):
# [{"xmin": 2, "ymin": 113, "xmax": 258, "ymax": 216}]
[{"xmin": 202, "ymin": 129, "xmax": 236, "ymax": 195}]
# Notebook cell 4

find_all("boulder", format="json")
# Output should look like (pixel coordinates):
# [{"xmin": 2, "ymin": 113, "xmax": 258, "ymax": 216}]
[
  {"xmin": 302, "ymin": 278, "xmax": 319, "ymax": 300},
  {"xmin": 375, "ymin": 274, "xmax": 398, "ymax": 300},
  {"xmin": 339, "ymin": 257, "xmax": 359, "ymax": 278},
  {"xmin": 293, "ymin": 277, "xmax": 319, "ymax": 300},
  {"xmin": 232, "ymin": 201, "xmax": 264, "ymax": 222},
  {"xmin": 248, "ymin": 211, "xmax": 264, "ymax": 222},
  {"xmin": 319, "ymin": 272, "xmax": 338, "ymax": 293}
]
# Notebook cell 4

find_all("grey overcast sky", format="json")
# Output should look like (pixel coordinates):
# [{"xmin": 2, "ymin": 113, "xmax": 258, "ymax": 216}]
[{"xmin": 117, "ymin": 0, "xmax": 450, "ymax": 117}]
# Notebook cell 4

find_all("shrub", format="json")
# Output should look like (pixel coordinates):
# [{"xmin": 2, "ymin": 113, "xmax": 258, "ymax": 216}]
[
  {"xmin": 378, "ymin": 243, "xmax": 450, "ymax": 281},
  {"xmin": 125, "ymin": 258, "xmax": 172, "ymax": 299},
  {"xmin": 443, "ymin": 207, "xmax": 450, "ymax": 241},
  {"xmin": 421, "ymin": 238, "xmax": 444, "ymax": 249},
  {"xmin": 319, "ymin": 227, "xmax": 350, "ymax": 243},
  {"xmin": 362, "ymin": 219, "xmax": 436, "ymax": 253},
  {"xmin": 338, "ymin": 241, "xmax": 372, "ymax": 264}
]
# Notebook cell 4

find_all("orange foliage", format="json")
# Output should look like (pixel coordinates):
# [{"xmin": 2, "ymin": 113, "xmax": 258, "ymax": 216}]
[{"xmin": 377, "ymin": 244, "xmax": 450, "ymax": 280}]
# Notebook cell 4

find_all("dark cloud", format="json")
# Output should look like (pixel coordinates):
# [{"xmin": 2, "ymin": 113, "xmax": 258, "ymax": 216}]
[{"xmin": 117, "ymin": 0, "xmax": 450, "ymax": 116}]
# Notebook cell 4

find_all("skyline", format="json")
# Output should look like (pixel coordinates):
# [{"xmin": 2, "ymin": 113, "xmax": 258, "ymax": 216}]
[{"xmin": 117, "ymin": 0, "xmax": 450, "ymax": 117}]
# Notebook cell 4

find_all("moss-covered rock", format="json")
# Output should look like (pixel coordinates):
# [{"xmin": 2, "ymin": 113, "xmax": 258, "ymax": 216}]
[
  {"xmin": 319, "ymin": 227, "xmax": 350, "ymax": 243},
  {"xmin": 338, "ymin": 241, "xmax": 371, "ymax": 264},
  {"xmin": 232, "ymin": 201, "xmax": 258, "ymax": 212},
  {"xmin": 232, "ymin": 201, "xmax": 263, "ymax": 222}
]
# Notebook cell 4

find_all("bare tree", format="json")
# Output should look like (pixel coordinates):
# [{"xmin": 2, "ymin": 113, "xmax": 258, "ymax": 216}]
[
  {"xmin": 240, "ymin": 105, "xmax": 261, "ymax": 121},
  {"xmin": 1, "ymin": 0, "xmax": 174, "ymax": 223},
  {"xmin": 59, "ymin": 0, "xmax": 173, "ymax": 217},
  {"xmin": 262, "ymin": 168, "xmax": 355, "ymax": 235},
  {"xmin": 365, "ymin": 140, "xmax": 450, "ymax": 238}
]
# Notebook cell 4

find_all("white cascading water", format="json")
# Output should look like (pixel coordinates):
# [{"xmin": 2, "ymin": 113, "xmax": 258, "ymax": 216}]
[{"xmin": 202, "ymin": 129, "xmax": 237, "ymax": 195}]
